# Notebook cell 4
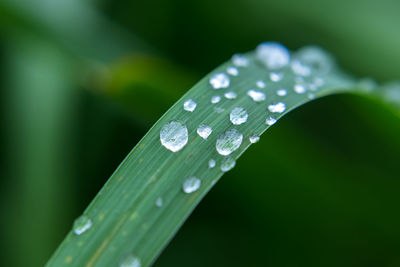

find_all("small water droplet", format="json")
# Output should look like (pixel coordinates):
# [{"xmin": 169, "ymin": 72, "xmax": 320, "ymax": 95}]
[
  {"xmin": 268, "ymin": 102, "xmax": 286, "ymax": 113},
  {"xmin": 232, "ymin": 54, "xmax": 249, "ymax": 67},
  {"xmin": 182, "ymin": 177, "xmax": 201, "ymax": 194},
  {"xmin": 211, "ymin": 95, "xmax": 221, "ymax": 104},
  {"xmin": 73, "ymin": 215, "xmax": 92, "ymax": 235},
  {"xmin": 216, "ymin": 129, "xmax": 243, "ymax": 156},
  {"xmin": 307, "ymin": 93, "xmax": 315, "ymax": 100},
  {"xmin": 197, "ymin": 124, "xmax": 213, "ymax": 139},
  {"xmin": 291, "ymin": 60, "xmax": 311, "ymax": 76},
  {"xmin": 270, "ymin": 72, "xmax": 283, "ymax": 82},
  {"xmin": 247, "ymin": 89, "xmax": 266, "ymax": 102},
  {"xmin": 230, "ymin": 107, "xmax": 248, "ymax": 125},
  {"xmin": 227, "ymin": 66, "xmax": 239, "ymax": 76},
  {"xmin": 209, "ymin": 72, "xmax": 230, "ymax": 89},
  {"xmin": 249, "ymin": 135, "xmax": 260, "ymax": 143},
  {"xmin": 224, "ymin": 91, "xmax": 237, "ymax": 99},
  {"xmin": 155, "ymin": 197, "xmax": 163, "ymax": 208},
  {"xmin": 208, "ymin": 159, "xmax": 216, "ymax": 168},
  {"xmin": 160, "ymin": 121, "xmax": 188, "ymax": 152},
  {"xmin": 183, "ymin": 99, "xmax": 197, "ymax": 112},
  {"xmin": 256, "ymin": 80, "xmax": 266, "ymax": 88},
  {"xmin": 120, "ymin": 254, "xmax": 141, "ymax": 267},
  {"xmin": 276, "ymin": 89, "xmax": 287, "ymax": 96},
  {"xmin": 256, "ymin": 42, "xmax": 290, "ymax": 69},
  {"xmin": 220, "ymin": 157, "xmax": 236, "ymax": 172},
  {"xmin": 266, "ymin": 116, "xmax": 277, "ymax": 126},
  {"xmin": 294, "ymin": 84, "xmax": 306, "ymax": 94}
]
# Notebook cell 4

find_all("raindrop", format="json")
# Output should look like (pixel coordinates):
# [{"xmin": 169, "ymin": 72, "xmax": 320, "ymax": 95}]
[
  {"xmin": 256, "ymin": 42, "xmax": 290, "ymax": 69},
  {"xmin": 247, "ymin": 89, "xmax": 266, "ymax": 102},
  {"xmin": 291, "ymin": 60, "xmax": 311, "ymax": 76},
  {"xmin": 270, "ymin": 72, "xmax": 283, "ymax": 82},
  {"xmin": 276, "ymin": 89, "xmax": 287, "ymax": 96},
  {"xmin": 183, "ymin": 99, "xmax": 197, "ymax": 112},
  {"xmin": 216, "ymin": 129, "xmax": 243, "ymax": 156},
  {"xmin": 155, "ymin": 197, "xmax": 163, "ymax": 208},
  {"xmin": 209, "ymin": 72, "xmax": 230, "ymax": 89},
  {"xmin": 120, "ymin": 254, "xmax": 141, "ymax": 267},
  {"xmin": 249, "ymin": 135, "xmax": 260, "ymax": 143},
  {"xmin": 232, "ymin": 54, "xmax": 249, "ymax": 67},
  {"xmin": 211, "ymin": 95, "xmax": 221, "ymax": 104},
  {"xmin": 221, "ymin": 157, "xmax": 236, "ymax": 172},
  {"xmin": 256, "ymin": 80, "xmax": 266, "ymax": 88},
  {"xmin": 73, "ymin": 215, "xmax": 92, "ymax": 235},
  {"xmin": 182, "ymin": 177, "xmax": 201, "ymax": 194},
  {"xmin": 266, "ymin": 117, "xmax": 277, "ymax": 126},
  {"xmin": 230, "ymin": 107, "xmax": 248, "ymax": 125},
  {"xmin": 294, "ymin": 84, "xmax": 306, "ymax": 94},
  {"xmin": 268, "ymin": 102, "xmax": 286, "ymax": 113},
  {"xmin": 160, "ymin": 121, "xmax": 188, "ymax": 152},
  {"xmin": 208, "ymin": 159, "xmax": 216, "ymax": 168},
  {"xmin": 227, "ymin": 66, "xmax": 239, "ymax": 76},
  {"xmin": 197, "ymin": 124, "xmax": 212, "ymax": 140},
  {"xmin": 224, "ymin": 91, "xmax": 237, "ymax": 99}
]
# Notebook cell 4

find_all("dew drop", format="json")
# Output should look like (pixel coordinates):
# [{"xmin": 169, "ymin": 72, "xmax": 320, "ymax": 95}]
[
  {"xmin": 247, "ymin": 89, "xmax": 266, "ymax": 102},
  {"xmin": 249, "ymin": 135, "xmax": 260, "ymax": 143},
  {"xmin": 266, "ymin": 116, "xmax": 277, "ymax": 126},
  {"xmin": 216, "ymin": 129, "xmax": 243, "ymax": 156},
  {"xmin": 183, "ymin": 99, "xmax": 197, "ymax": 112},
  {"xmin": 182, "ymin": 177, "xmax": 201, "ymax": 194},
  {"xmin": 197, "ymin": 124, "xmax": 212, "ymax": 140},
  {"xmin": 276, "ymin": 89, "xmax": 287, "ymax": 96},
  {"xmin": 256, "ymin": 80, "xmax": 266, "ymax": 88},
  {"xmin": 227, "ymin": 66, "xmax": 239, "ymax": 76},
  {"xmin": 73, "ymin": 215, "xmax": 92, "ymax": 235},
  {"xmin": 211, "ymin": 95, "xmax": 221, "ymax": 104},
  {"xmin": 296, "ymin": 46, "xmax": 333, "ymax": 74},
  {"xmin": 230, "ymin": 107, "xmax": 248, "ymax": 125},
  {"xmin": 256, "ymin": 42, "xmax": 290, "ymax": 69},
  {"xmin": 268, "ymin": 102, "xmax": 286, "ymax": 113},
  {"xmin": 291, "ymin": 60, "xmax": 311, "ymax": 76},
  {"xmin": 208, "ymin": 159, "xmax": 216, "ymax": 168},
  {"xmin": 220, "ymin": 157, "xmax": 236, "ymax": 172},
  {"xmin": 294, "ymin": 84, "xmax": 306, "ymax": 94},
  {"xmin": 209, "ymin": 72, "xmax": 230, "ymax": 89},
  {"xmin": 224, "ymin": 91, "xmax": 237, "ymax": 99},
  {"xmin": 120, "ymin": 254, "xmax": 141, "ymax": 267},
  {"xmin": 270, "ymin": 72, "xmax": 283, "ymax": 82},
  {"xmin": 160, "ymin": 121, "xmax": 188, "ymax": 152},
  {"xmin": 232, "ymin": 54, "xmax": 249, "ymax": 67},
  {"xmin": 155, "ymin": 197, "xmax": 163, "ymax": 208}
]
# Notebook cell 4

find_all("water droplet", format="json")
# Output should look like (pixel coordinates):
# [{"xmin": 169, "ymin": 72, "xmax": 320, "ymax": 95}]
[
  {"xmin": 270, "ymin": 72, "xmax": 283, "ymax": 82},
  {"xmin": 232, "ymin": 54, "xmax": 249, "ymax": 67},
  {"xmin": 216, "ymin": 129, "xmax": 243, "ymax": 156},
  {"xmin": 295, "ymin": 46, "xmax": 333, "ymax": 74},
  {"xmin": 307, "ymin": 93, "xmax": 315, "ymax": 100},
  {"xmin": 268, "ymin": 102, "xmax": 286, "ymax": 113},
  {"xmin": 120, "ymin": 254, "xmax": 141, "ymax": 267},
  {"xmin": 197, "ymin": 124, "xmax": 212, "ymax": 139},
  {"xmin": 249, "ymin": 135, "xmax": 260, "ymax": 143},
  {"xmin": 160, "ymin": 121, "xmax": 188, "ymax": 152},
  {"xmin": 208, "ymin": 159, "xmax": 216, "ymax": 168},
  {"xmin": 211, "ymin": 95, "xmax": 221, "ymax": 104},
  {"xmin": 291, "ymin": 60, "xmax": 311, "ymax": 76},
  {"xmin": 294, "ymin": 84, "xmax": 306, "ymax": 94},
  {"xmin": 256, "ymin": 80, "xmax": 266, "ymax": 88},
  {"xmin": 183, "ymin": 99, "xmax": 197, "ymax": 112},
  {"xmin": 276, "ymin": 89, "xmax": 287, "ymax": 96},
  {"xmin": 230, "ymin": 107, "xmax": 248, "ymax": 125},
  {"xmin": 224, "ymin": 91, "xmax": 237, "ymax": 99},
  {"xmin": 214, "ymin": 107, "xmax": 225, "ymax": 113},
  {"xmin": 266, "ymin": 116, "xmax": 277, "ymax": 126},
  {"xmin": 227, "ymin": 66, "xmax": 239, "ymax": 76},
  {"xmin": 155, "ymin": 197, "xmax": 163, "ymax": 207},
  {"xmin": 220, "ymin": 157, "xmax": 236, "ymax": 172},
  {"xmin": 73, "ymin": 215, "xmax": 92, "ymax": 235},
  {"xmin": 256, "ymin": 42, "xmax": 290, "ymax": 69},
  {"xmin": 209, "ymin": 72, "xmax": 230, "ymax": 89},
  {"xmin": 247, "ymin": 89, "xmax": 266, "ymax": 102},
  {"xmin": 182, "ymin": 177, "xmax": 201, "ymax": 194}
]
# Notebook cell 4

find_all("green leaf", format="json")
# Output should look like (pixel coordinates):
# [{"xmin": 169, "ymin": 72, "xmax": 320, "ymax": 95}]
[{"xmin": 46, "ymin": 44, "xmax": 399, "ymax": 266}]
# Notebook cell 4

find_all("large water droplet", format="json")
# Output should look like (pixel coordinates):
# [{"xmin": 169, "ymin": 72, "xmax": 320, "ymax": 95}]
[
  {"xmin": 209, "ymin": 72, "xmax": 230, "ymax": 89},
  {"xmin": 216, "ymin": 129, "xmax": 243, "ymax": 156},
  {"xmin": 211, "ymin": 95, "xmax": 221, "ymax": 104},
  {"xmin": 256, "ymin": 42, "xmax": 290, "ymax": 69},
  {"xmin": 73, "ymin": 215, "xmax": 92, "ymax": 235},
  {"xmin": 266, "ymin": 116, "xmax": 277, "ymax": 126},
  {"xmin": 276, "ymin": 89, "xmax": 287, "ymax": 96},
  {"xmin": 120, "ymin": 254, "xmax": 141, "ymax": 267},
  {"xmin": 256, "ymin": 80, "xmax": 266, "ymax": 88},
  {"xmin": 183, "ymin": 99, "xmax": 197, "ymax": 112},
  {"xmin": 247, "ymin": 89, "xmax": 266, "ymax": 102},
  {"xmin": 270, "ymin": 72, "xmax": 283, "ymax": 82},
  {"xmin": 230, "ymin": 107, "xmax": 248, "ymax": 125},
  {"xmin": 182, "ymin": 177, "xmax": 201, "ymax": 194},
  {"xmin": 220, "ymin": 157, "xmax": 236, "ymax": 172},
  {"xmin": 160, "ymin": 121, "xmax": 188, "ymax": 152},
  {"xmin": 295, "ymin": 46, "xmax": 333, "ymax": 74},
  {"xmin": 227, "ymin": 66, "xmax": 239, "ymax": 76},
  {"xmin": 291, "ymin": 60, "xmax": 311, "ymax": 76},
  {"xmin": 197, "ymin": 124, "xmax": 212, "ymax": 139},
  {"xmin": 232, "ymin": 54, "xmax": 249, "ymax": 67},
  {"xmin": 155, "ymin": 197, "xmax": 163, "ymax": 208},
  {"xmin": 249, "ymin": 135, "xmax": 260, "ymax": 143},
  {"xmin": 224, "ymin": 91, "xmax": 237, "ymax": 99},
  {"xmin": 208, "ymin": 159, "xmax": 216, "ymax": 168},
  {"xmin": 268, "ymin": 102, "xmax": 286, "ymax": 113}
]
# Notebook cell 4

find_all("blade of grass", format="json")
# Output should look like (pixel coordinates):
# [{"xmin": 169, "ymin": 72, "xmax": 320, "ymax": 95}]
[{"xmin": 46, "ymin": 44, "xmax": 399, "ymax": 267}]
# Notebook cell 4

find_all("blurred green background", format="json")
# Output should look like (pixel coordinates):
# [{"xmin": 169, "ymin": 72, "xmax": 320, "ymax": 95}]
[{"xmin": 1, "ymin": 0, "xmax": 400, "ymax": 266}]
